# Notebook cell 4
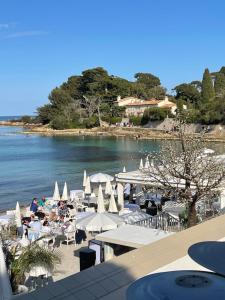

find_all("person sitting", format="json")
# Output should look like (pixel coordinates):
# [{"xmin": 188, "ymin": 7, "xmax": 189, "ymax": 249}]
[
  {"xmin": 41, "ymin": 220, "xmax": 52, "ymax": 234},
  {"xmin": 58, "ymin": 201, "xmax": 68, "ymax": 217},
  {"xmin": 30, "ymin": 198, "xmax": 38, "ymax": 213},
  {"xmin": 38, "ymin": 196, "xmax": 46, "ymax": 207},
  {"xmin": 28, "ymin": 216, "xmax": 42, "ymax": 240}
]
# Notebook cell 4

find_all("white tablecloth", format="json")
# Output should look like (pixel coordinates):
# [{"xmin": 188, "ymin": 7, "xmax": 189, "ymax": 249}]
[{"xmin": 0, "ymin": 215, "xmax": 12, "ymax": 226}]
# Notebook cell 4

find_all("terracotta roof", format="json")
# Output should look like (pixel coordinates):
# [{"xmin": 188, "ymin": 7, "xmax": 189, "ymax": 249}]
[
  {"xmin": 160, "ymin": 103, "xmax": 176, "ymax": 108},
  {"xmin": 125, "ymin": 99, "xmax": 160, "ymax": 107}
]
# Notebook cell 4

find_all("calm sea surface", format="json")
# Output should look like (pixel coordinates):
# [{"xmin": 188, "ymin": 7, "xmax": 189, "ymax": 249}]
[
  {"xmin": 0, "ymin": 125, "xmax": 163, "ymax": 210},
  {"xmin": 1, "ymin": 123, "xmax": 225, "ymax": 210}
]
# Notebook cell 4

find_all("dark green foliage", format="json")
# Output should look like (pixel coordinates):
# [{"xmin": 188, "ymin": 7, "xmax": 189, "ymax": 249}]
[
  {"xmin": 141, "ymin": 107, "xmax": 171, "ymax": 125},
  {"xmin": 20, "ymin": 115, "xmax": 32, "ymax": 123},
  {"xmin": 174, "ymin": 83, "xmax": 201, "ymax": 104},
  {"xmin": 214, "ymin": 72, "xmax": 225, "ymax": 97},
  {"xmin": 129, "ymin": 116, "xmax": 142, "ymax": 126},
  {"xmin": 201, "ymin": 68, "xmax": 215, "ymax": 102},
  {"xmin": 134, "ymin": 72, "xmax": 161, "ymax": 89}
]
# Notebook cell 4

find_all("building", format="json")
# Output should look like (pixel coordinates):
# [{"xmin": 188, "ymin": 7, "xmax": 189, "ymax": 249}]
[{"xmin": 116, "ymin": 96, "xmax": 177, "ymax": 117}]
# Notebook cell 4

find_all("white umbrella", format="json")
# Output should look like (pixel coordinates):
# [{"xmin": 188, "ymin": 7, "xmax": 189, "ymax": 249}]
[
  {"xmin": 144, "ymin": 157, "xmax": 150, "ymax": 168},
  {"xmin": 85, "ymin": 176, "xmax": 91, "ymax": 194},
  {"xmin": 139, "ymin": 158, "xmax": 143, "ymax": 169},
  {"xmin": 105, "ymin": 178, "xmax": 112, "ymax": 195},
  {"xmin": 61, "ymin": 182, "xmax": 68, "ymax": 200},
  {"xmin": 123, "ymin": 166, "xmax": 126, "ymax": 173},
  {"xmin": 97, "ymin": 184, "xmax": 105, "ymax": 213},
  {"xmin": 83, "ymin": 170, "xmax": 87, "ymax": 187},
  {"xmin": 15, "ymin": 201, "xmax": 21, "ymax": 227},
  {"xmin": 75, "ymin": 212, "xmax": 124, "ymax": 231},
  {"xmin": 90, "ymin": 173, "xmax": 114, "ymax": 183},
  {"xmin": 53, "ymin": 181, "xmax": 60, "ymax": 201},
  {"xmin": 108, "ymin": 192, "xmax": 118, "ymax": 213},
  {"xmin": 203, "ymin": 148, "xmax": 215, "ymax": 154}
]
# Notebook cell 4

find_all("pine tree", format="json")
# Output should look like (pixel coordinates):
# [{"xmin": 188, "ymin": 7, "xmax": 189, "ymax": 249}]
[
  {"xmin": 201, "ymin": 68, "xmax": 215, "ymax": 102},
  {"xmin": 214, "ymin": 72, "xmax": 225, "ymax": 97}
]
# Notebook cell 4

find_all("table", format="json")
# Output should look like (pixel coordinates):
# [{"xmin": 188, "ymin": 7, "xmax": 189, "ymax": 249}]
[
  {"xmin": 127, "ymin": 270, "xmax": 225, "ymax": 300},
  {"xmin": 0, "ymin": 215, "xmax": 13, "ymax": 226},
  {"xmin": 188, "ymin": 241, "xmax": 225, "ymax": 276}
]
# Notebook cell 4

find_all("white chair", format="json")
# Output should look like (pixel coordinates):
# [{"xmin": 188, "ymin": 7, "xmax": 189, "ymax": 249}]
[
  {"xmin": 6, "ymin": 210, "xmax": 16, "ymax": 216},
  {"xmin": 61, "ymin": 227, "xmax": 76, "ymax": 246},
  {"xmin": 39, "ymin": 231, "xmax": 55, "ymax": 249}
]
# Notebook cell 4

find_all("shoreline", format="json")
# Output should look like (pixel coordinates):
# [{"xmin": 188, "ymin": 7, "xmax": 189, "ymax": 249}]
[
  {"xmin": 2, "ymin": 121, "xmax": 225, "ymax": 142},
  {"xmin": 22, "ymin": 125, "xmax": 225, "ymax": 143}
]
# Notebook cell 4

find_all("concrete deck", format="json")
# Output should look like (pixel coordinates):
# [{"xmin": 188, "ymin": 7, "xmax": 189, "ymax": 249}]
[{"xmin": 17, "ymin": 214, "xmax": 225, "ymax": 300}]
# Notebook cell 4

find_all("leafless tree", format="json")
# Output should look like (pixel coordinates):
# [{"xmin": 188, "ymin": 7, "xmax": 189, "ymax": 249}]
[
  {"xmin": 82, "ymin": 95, "xmax": 103, "ymax": 126},
  {"xmin": 143, "ymin": 118, "xmax": 225, "ymax": 227}
]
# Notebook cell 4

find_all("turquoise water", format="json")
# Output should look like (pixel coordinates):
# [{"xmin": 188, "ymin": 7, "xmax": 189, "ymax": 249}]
[{"xmin": 0, "ymin": 126, "xmax": 162, "ymax": 210}]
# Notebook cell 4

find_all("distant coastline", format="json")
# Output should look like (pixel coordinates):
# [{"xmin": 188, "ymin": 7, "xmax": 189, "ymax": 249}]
[
  {"xmin": 2, "ymin": 118, "xmax": 225, "ymax": 142},
  {"xmin": 20, "ymin": 124, "xmax": 225, "ymax": 143}
]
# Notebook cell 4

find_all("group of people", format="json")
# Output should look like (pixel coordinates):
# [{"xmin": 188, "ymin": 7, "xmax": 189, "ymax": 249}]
[{"xmin": 20, "ymin": 197, "xmax": 75, "ymax": 242}]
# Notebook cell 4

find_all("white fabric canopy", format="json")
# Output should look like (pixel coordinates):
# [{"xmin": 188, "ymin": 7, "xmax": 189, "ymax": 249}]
[
  {"xmin": 85, "ymin": 176, "xmax": 91, "ymax": 194},
  {"xmin": 61, "ymin": 182, "xmax": 68, "ymax": 200},
  {"xmin": 144, "ymin": 157, "xmax": 150, "ymax": 169},
  {"xmin": 121, "ymin": 211, "xmax": 151, "ymax": 224},
  {"xmin": 15, "ymin": 201, "xmax": 22, "ymax": 227},
  {"xmin": 53, "ymin": 181, "xmax": 60, "ymax": 201},
  {"xmin": 90, "ymin": 173, "xmax": 114, "ymax": 183},
  {"xmin": 97, "ymin": 185, "xmax": 105, "ymax": 213},
  {"xmin": 108, "ymin": 192, "xmax": 118, "ymax": 213},
  {"xmin": 139, "ymin": 158, "xmax": 143, "ymax": 169},
  {"xmin": 75, "ymin": 212, "xmax": 124, "ymax": 231},
  {"xmin": 105, "ymin": 179, "xmax": 112, "ymax": 195},
  {"xmin": 83, "ymin": 170, "xmax": 87, "ymax": 187}
]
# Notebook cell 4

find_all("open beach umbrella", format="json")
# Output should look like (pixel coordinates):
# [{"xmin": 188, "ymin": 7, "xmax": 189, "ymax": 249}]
[
  {"xmin": 61, "ymin": 182, "xmax": 68, "ymax": 200},
  {"xmin": 97, "ymin": 184, "xmax": 105, "ymax": 213},
  {"xmin": 105, "ymin": 178, "xmax": 112, "ymax": 195},
  {"xmin": 53, "ymin": 181, "xmax": 60, "ymax": 201},
  {"xmin": 108, "ymin": 191, "xmax": 118, "ymax": 213},
  {"xmin": 123, "ymin": 166, "xmax": 126, "ymax": 173},
  {"xmin": 139, "ymin": 158, "xmax": 143, "ymax": 169},
  {"xmin": 15, "ymin": 201, "xmax": 22, "ymax": 227},
  {"xmin": 82, "ymin": 170, "xmax": 87, "ymax": 187},
  {"xmin": 85, "ymin": 176, "xmax": 91, "ymax": 194},
  {"xmin": 90, "ymin": 173, "xmax": 114, "ymax": 183},
  {"xmin": 75, "ymin": 212, "xmax": 124, "ymax": 231}
]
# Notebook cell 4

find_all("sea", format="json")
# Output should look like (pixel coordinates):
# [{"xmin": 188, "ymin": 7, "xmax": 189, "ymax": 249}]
[
  {"xmin": 1, "ymin": 116, "xmax": 225, "ymax": 210},
  {"xmin": 0, "ymin": 117, "xmax": 162, "ymax": 210}
]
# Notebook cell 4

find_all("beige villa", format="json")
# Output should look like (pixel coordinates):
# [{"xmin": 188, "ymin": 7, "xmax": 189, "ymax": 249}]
[{"xmin": 116, "ymin": 95, "xmax": 177, "ymax": 117}]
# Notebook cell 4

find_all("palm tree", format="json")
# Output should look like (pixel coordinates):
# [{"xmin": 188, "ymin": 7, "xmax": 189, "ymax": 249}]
[{"xmin": 10, "ymin": 243, "xmax": 60, "ymax": 292}]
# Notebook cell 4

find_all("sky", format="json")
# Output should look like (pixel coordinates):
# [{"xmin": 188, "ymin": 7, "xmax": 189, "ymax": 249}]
[{"xmin": 0, "ymin": 0, "xmax": 225, "ymax": 115}]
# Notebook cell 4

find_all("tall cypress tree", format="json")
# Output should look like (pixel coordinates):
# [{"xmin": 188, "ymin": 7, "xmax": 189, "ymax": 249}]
[
  {"xmin": 201, "ymin": 68, "xmax": 215, "ymax": 102},
  {"xmin": 214, "ymin": 72, "xmax": 225, "ymax": 97}
]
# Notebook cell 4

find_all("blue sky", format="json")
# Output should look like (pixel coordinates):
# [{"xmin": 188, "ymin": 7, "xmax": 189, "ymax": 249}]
[{"xmin": 1, "ymin": 0, "xmax": 225, "ymax": 115}]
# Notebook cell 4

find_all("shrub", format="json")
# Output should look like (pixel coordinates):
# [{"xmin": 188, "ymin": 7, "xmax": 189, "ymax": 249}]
[
  {"xmin": 129, "ymin": 116, "xmax": 142, "ymax": 126},
  {"xmin": 141, "ymin": 107, "xmax": 171, "ymax": 125},
  {"xmin": 20, "ymin": 115, "xmax": 32, "ymax": 124},
  {"xmin": 51, "ymin": 115, "xmax": 70, "ymax": 129}
]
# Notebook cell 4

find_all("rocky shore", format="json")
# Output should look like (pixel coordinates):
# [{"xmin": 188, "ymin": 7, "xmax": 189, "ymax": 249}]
[
  {"xmin": 22, "ymin": 124, "xmax": 225, "ymax": 142},
  {"xmin": 0, "ymin": 121, "xmax": 24, "ymax": 126}
]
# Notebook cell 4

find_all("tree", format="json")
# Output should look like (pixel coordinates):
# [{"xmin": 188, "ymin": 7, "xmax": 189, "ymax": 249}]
[
  {"xmin": 173, "ymin": 83, "xmax": 201, "ymax": 104},
  {"xmin": 134, "ymin": 72, "xmax": 161, "ymax": 89},
  {"xmin": 201, "ymin": 68, "xmax": 215, "ymax": 102},
  {"xmin": 214, "ymin": 72, "xmax": 225, "ymax": 97},
  {"xmin": 144, "ymin": 119, "xmax": 225, "ymax": 227}
]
